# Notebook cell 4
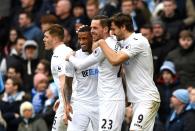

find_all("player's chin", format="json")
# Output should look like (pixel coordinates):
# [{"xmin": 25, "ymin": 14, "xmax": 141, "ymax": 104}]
[{"xmin": 81, "ymin": 46, "xmax": 87, "ymax": 52}]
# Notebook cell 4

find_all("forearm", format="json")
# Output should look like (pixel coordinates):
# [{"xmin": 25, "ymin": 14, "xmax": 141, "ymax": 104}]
[
  {"xmin": 59, "ymin": 75, "xmax": 67, "ymax": 109},
  {"xmin": 98, "ymin": 40, "xmax": 124, "ymax": 66},
  {"xmin": 64, "ymin": 76, "xmax": 73, "ymax": 104},
  {"xmin": 69, "ymin": 55, "xmax": 98, "ymax": 70}
]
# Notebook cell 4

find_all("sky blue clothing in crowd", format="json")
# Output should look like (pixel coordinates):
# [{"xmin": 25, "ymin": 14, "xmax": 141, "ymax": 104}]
[{"xmin": 0, "ymin": 72, "xmax": 4, "ymax": 93}]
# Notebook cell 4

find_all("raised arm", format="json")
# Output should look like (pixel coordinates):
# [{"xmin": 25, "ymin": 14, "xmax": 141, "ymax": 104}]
[
  {"xmin": 98, "ymin": 39, "xmax": 129, "ymax": 66},
  {"xmin": 69, "ymin": 47, "xmax": 104, "ymax": 70}
]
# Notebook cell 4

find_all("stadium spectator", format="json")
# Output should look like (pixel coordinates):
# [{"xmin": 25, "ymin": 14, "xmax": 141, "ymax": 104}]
[
  {"xmin": 166, "ymin": 89, "xmax": 195, "ymax": 131},
  {"xmin": 18, "ymin": 101, "xmax": 48, "ymax": 131},
  {"xmin": 0, "ymin": 77, "xmax": 29, "ymax": 131},
  {"xmin": 156, "ymin": 61, "xmax": 180, "ymax": 125},
  {"xmin": 140, "ymin": 24, "xmax": 153, "ymax": 44},
  {"xmin": 166, "ymin": 30, "xmax": 195, "ymax": 88},
  {"xmin": 151, "ymin": 19, "xmax": 177, "ymax": 78},
  {"xmin": 156, "ymin": 0, "xmax": 184, "ymax": 40},
  {"xmin": 35, "ymin": 59, "xmax": 50, "ymax": 77},
  {"xmin": 18, "ymin": 11, "xmax": 42, "ymax": 51},
  {"xmin": 121, "ymin": 0, "xmax": 148, "ymax": 32},
  {"xmin": 2, "ymin": 28, "xmax": 23, "ymax": 57},
  {"xmin": 22, "ymin": 40, "xmax": 39, "ymax": 93},
  {"xmin": 0, "ymin": 37, "xmax": 26, "ymax": 75},
  {"xmin": 189, "ymin": 87, "xmax": 195, "ymax": 109},
  {"xmin": 40, "ymin": 14, "xmax": 57, "ymax": 32},
  {"xmin": 86, "ymin": 0, "xmax": 100, "ymax": 20},
  {"xmin": 41, "ymin": 82, "xmax": 58, "ymax": 130},
  {"xmin": 31, "ymin": 73, "xmax": 48, "ymax": 114},
  {"xmin": 55, "ymin": 0, "xmax": 74, "ymax": 35}
]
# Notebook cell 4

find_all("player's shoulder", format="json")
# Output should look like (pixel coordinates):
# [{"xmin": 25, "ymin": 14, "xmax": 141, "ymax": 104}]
[
  {"xmin": 75, "ymin": 49, "xmax": 85, "ymax": 57},
  {"xmin": 105, "ymin": 36, "xmax": 117, "ymax": 43},
  {"xmin": 132, "ymin": 33, "xmax": 148, "ymax": 43},
  {"xmin": 130, "ymin": 33, "xmax": 149, "ymax": 47}
]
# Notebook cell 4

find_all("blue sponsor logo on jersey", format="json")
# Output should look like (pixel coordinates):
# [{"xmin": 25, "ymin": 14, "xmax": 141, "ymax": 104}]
[
  {"xmin": 82, "ymin": 68, "xmax": 98, "ymax": 77},
  {"xmin": 124, "ymin": 61, "xmax": 130, "ymax": 65}
]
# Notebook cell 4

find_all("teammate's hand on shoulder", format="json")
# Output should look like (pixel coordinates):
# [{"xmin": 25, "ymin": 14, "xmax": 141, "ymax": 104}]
[
  {"xmin": 65, "ymin": 51, "xmax": 75, "ymax": 61},
  {"xmin": 98, "ymin": 39, "xmax": 105, "ymax": 46}
]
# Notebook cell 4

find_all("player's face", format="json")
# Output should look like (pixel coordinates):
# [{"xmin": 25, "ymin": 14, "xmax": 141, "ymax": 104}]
[
  {"xmin": 91, "ymin": 20, "xmax": 104, "ymax": 42},
  {"xmin": 43, "ymin": 31, "xmax": 54, "ymax": 50},
  {"xmin": 111, "ymin": 22, "xmax": 124, "ymax": 41},
  {"xmin": 78, "ymin": 32, "xmax": 92, "ymax": 52}
]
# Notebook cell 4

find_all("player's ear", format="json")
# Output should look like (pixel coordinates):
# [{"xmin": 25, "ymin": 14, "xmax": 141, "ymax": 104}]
[
  {"xmin": 121, "ymin": 25, "xmax": 126, "ymax": 31},
  {"xmin": 103, "ymin": 26, "xmax": 109, "ymax": 34}
]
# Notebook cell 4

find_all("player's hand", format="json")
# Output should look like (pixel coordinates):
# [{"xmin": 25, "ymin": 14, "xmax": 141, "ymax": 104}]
[
  {"xmin": 53, "ymin": 99, "xmax": 60, "ymax": 112},
  {"xmin": 97, "ymin": 39, "xmax": 105, "ymax": 46},
  {"xmin": 63, "ymin": 113, "xmax": 68, "ymax": 125},
  {"xmin": 65, "ymin": 51, "xmax": 75, "ymax": 61},
  {"xmin": 66, "ymin": 103, "xmax": 73, "ymax": 121}
]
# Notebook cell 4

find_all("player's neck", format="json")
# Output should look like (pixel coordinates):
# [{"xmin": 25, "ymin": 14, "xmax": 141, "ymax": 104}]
[
  {"xmin": 53, "ymin": 42, "xmax": 64, "ymax": 50},
  {"xmin": 124, "ymin": 31, "xmax": 133, "ymax": 40},
  {"xmin": 103, "ymin": 33, "xmax": 110, "ymax": 40}
]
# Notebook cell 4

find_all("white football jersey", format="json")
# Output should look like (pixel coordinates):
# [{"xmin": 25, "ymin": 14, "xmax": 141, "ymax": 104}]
[
  {"xmin": 71, "ymin": 49, "xmax": 99, "ymax": 106},
  {"xmin": 121, "ymin": 33, "xmax": 160, "ymax": 103},
  {"xmin": 69, "ymin": 36, "xmax": 125, "ymax": 101},
  {"xmin": 51, "ymin": 44, "xmax": 73, "ymax": 107}
]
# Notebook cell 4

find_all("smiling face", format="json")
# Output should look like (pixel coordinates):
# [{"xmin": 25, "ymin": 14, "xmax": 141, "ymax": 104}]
[
  {"xmin": 111, "ymin": 22, "xmax": 124, "ymax": 41},
  {"xmin": 90, "ymin": 20, "xmax": 105, "ymax": 42},
  {"xmin": 78, "ymin": 32, "xmax": 92, "ymax": 52}
]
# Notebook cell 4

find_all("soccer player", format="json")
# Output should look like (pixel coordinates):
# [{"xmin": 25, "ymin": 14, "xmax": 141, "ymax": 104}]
[
  {"xmin": 43, "ymin": 24, "xmax": 73, "ymax": 131},
  {"xmin": 67, "ymin": 15, "xmax": 125, "ymax": 131},
  {"xmin": 66, "ymin": 25, "xmax": 99, "ymax": 131},
  {"xmin": 97, "ymin": 13, "xmax": 161, "ymax": 131}
]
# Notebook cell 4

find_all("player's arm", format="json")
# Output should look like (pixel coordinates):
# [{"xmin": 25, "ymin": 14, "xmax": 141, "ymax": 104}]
[
  {"xmin": 98, "ymin": 39, "xmax": 129, "ymax": 66},
  {"xmin": 64, "ymin": 76, "xmax": 73, "ymax": 121},
  {"xmin": 69, "ymin": 47, "xmax": 104, "ymax": 70},
  {"xmin": 59, "ymin": 75, "xmax": 67, "ymax": 111},
  {"xmin": 64, "ymin": 76, "xmax": 73, "ymax": 104}
]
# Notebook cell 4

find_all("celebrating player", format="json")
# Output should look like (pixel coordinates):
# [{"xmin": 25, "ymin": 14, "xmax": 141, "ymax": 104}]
[
  {"xmin": 98, "ymin": 13, "xmax": 161, "ymax": 131},
  {"xmin": 66, "ymin": 25, "xmax": 99, "ymax": 131},
  {"xmin": 67, "ymin": 15, "xmax": 125, "ymax": 131},
  {"xmin": 43, "ymin": 24, "xmax": 73, "ymax": 131}
]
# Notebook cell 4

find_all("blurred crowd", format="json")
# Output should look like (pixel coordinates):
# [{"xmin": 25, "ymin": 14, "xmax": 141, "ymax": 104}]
[{"xmin": 0, "ymin": 0, "xmax": 195, "ymax": 131}]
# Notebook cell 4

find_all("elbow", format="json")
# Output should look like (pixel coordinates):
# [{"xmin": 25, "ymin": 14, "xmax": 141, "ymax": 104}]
[
  {"xmin": 110, "ymin": 59, "xmax": 121, "ymax": 66},
  {"xmin": 112, "ymin": 62, "xmax": 121, "ymax": 66}
]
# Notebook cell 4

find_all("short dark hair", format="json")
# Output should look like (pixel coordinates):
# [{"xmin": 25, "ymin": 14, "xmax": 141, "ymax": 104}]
[
  {"xmin": 179, "ymin": 30, "xmax": 193, "ymax": 39},
  {"xmin": 92, "ymin": 15, "xmax": 111, "ymax": 29},
  {"xmin": 39, "ymin": 59, "xmax": 50, "ymax": 72},
  {"xmin": 110, "ymin": 13, "xmax": 134, "ymax": 32},
  {"xmin": 163, "ymin": 0, "xmax": 176, "ymax": 4},
  {"xmin": 46, "ymin": 24, "xmax": 64, "ymax": 40},
  {"xmin": 8, "ymin": 76, "xmax": 22, "ymax": 91},
  {"xmin": 141, "ymin": 24, "xmax": 153, "ymax": 32},
  {"xmin": 19, "ymin": 11, "xmax": 33, "ymax": 22}
]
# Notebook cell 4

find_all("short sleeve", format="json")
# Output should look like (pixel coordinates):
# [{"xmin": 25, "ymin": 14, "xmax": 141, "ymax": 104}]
[
  {"xmin": 121, "ymin": 40, "xmax": 144, "ymax": 58},
  {"xmin": 92, "ymin": 47, "xmax": 105, "ymax": 62},
  {"xmin": 64, "ymin": 61, "xmax": 74, "ymax": 77}
]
